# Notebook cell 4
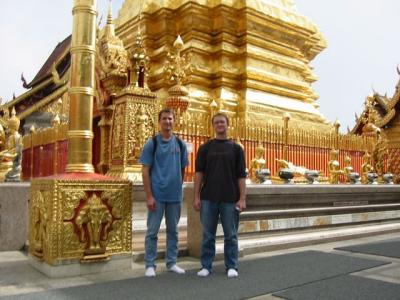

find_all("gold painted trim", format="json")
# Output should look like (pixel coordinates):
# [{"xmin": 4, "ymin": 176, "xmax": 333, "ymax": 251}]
[
  {"xmin": 67, "ymin": 130, "xmax": 94, "ymax": 139},
  {"xmin": 72, "ymin": 5, "xmax": 97, "ymax": 16},
  {"xmin": 65, "ymin": 163, "xmax": 95, "ymax": 173},
  {"xmin": 68, "ymin": 87, "xmax": 95, "ymax": 96},
  {"xmin": 70, "ymin": 45, "xmax": 96, "ymax": 54}
]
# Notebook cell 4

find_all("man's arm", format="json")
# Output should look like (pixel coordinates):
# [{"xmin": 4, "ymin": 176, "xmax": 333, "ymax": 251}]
[
  {"xmin": 142, "ymin": 165, "xmax": 156, "ymax": 211},
  {"xmin": 236, "ymin": 178, "xmax": 246, "ymax": 211},
  {"xmin": 193, "ymin": 172, "xmax": 203, "ymax": 211}
]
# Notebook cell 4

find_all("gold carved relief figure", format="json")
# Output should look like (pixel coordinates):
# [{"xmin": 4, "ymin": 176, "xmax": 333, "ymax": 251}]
[
  {"xmin": 31, "ymin": 191, "xmax": 48, "ymax": 259},
  {"xmin": 112, "ymin": 105, "xmax": 124, "ymax": 158},
  {"xmin": 135, "ymin": 106, "xmax": 150, "ymax": 156},
  {"xmin": 75, "ymin": 193, "xmax": 113, "ymax": 255}
]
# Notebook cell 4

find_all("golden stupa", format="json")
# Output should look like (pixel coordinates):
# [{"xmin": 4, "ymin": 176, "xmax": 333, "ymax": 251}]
[{"xmin": 114, "ymin": 0, "xmax": 329, "ymax": 129}]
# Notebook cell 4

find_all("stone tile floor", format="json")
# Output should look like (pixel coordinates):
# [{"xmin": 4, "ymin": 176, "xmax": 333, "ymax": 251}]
[{"xmin": 0, "ymin": 232, "xmax": 399, "ymax": 299}]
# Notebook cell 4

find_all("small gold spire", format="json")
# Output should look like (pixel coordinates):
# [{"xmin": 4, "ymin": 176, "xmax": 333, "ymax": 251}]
[{"xmin": 107, "ymin": 0, "xmax": 113, "ymax": 25}]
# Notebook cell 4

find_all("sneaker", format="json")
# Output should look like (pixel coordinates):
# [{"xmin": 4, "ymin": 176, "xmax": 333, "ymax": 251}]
[
  {"xmin": 145, "ymin": 267, "xmax": 156, "ymax": 277},
  {"xmin": 227, "ymin": 268, "xmax": 238, "ymax": 278},
  {"xmin": 197, "ymin": 268, "xmax": 210, "ymax": 277},
  {"xmin": 168, "ymin": 264, "xmax": 186, "ymax": 274}
]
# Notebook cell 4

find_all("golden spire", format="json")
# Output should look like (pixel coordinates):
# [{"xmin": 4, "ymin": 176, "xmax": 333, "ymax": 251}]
[
  {"xmin": 129, "ymin": 27, "xmax": 149, "ymax": 88},
  {"xmin": 103, "ymin": 0, "xmax": 116, "ymax": 40},
  {"xmin": 97, "ymin": 0, "xmax": 128, "ymax": 83},
  {"xmin": 164, "ymin": 35, "xmax": 191, "ymax": 86}
]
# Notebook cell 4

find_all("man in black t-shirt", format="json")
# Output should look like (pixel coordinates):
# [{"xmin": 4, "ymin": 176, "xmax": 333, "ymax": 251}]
[{"xmin": 193, "ymin": 113, "xmax": 246, "ymax": 278}]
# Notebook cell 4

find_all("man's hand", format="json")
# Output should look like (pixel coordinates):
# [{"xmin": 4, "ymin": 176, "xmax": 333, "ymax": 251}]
[
  {"xmin": 147, "ymin": 196, "xmax": 156, "ymax": 211},
  {"xmin": 236, "ymin": 198, "xmax": 246, "ymax": 212},
  {"xmin": 193, "ymin": 196, "xmax": 201, "ymax": 211}
]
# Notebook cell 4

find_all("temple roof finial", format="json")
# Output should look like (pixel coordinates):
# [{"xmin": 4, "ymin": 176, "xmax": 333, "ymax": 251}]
[{"xmin": 107, "ymin": 0, "xmax": 113, "ymax": 25}]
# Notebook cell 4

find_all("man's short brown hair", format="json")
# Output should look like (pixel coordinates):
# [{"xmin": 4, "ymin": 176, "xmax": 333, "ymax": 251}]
[
  {"xmin": 211, "ymin": 112, "xmax": 229, "ymax": 126},
  {"xmin": 158, "ymin": 108, "xmax": 175, "ymax": 121}
]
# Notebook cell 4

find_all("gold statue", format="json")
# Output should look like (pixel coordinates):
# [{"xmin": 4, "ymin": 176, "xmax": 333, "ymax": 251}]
[
  {"xmin": 343, "ymin": 156, "xmax": 360, "ymax": 184},
  {"xmin": 0, "ymin": 108, "xmax": 22, "ymax": 181},
  {"xmin": 362, "ymin": 95, "xmax": 380, "ymax": 135},
  {"xmin": 372, "ymin": 130, "xmax": 388, "ymax": 179},
  {"xmin": 276, "ymin": 159, "xmax": 307, "ymax": 176},
  {"xmin": 250, "ymin": 143, "xmax": 270, "ymax": 183},
  {"xmin": 361, "ymin": 152, "xmax": 377, "ymax": 184},
  {"xmin": 0, "ymin": 124, "xmax": 5, "ymax": 151},
  {"xmin": 327, "ymin": 149, "xmax": 344, "ymax": 184}
]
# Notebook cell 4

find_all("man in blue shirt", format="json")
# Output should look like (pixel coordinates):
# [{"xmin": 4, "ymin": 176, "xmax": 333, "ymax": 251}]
[{"xmin": 140, "ymin": 108, "xmax": 189, "ymax": 277}]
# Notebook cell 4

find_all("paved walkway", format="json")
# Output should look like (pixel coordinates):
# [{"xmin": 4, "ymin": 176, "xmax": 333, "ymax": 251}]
[{"xmin": 0, "ymin": 232, "xmax": 399, "ymax": 299}]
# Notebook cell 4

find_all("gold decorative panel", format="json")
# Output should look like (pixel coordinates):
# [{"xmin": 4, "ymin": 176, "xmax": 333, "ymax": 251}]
[{"xmin": 29, "ymin": 176, "xmax": 132, "ymax": 265}]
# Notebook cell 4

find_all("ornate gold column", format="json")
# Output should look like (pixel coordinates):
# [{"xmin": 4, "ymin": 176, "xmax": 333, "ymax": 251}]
[
  {"xmin": 28, "ymin": 0, "xmax": 132, "ymax": 276},
  {"xmin": 65, "ymin": 0, "xmax": 97, "ymax": 173}
]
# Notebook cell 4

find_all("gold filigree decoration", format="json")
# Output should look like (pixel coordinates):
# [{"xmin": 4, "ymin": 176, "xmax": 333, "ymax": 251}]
[
  {"xmin": 62, "ymin": 222, "xmax": 85, "ymax": 253},
  {"xmin": 63, "ymin": 190, "xmax": 87, "ymax": 220}
]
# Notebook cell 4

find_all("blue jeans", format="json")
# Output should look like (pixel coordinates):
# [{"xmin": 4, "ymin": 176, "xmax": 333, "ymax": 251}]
[
  {"xmin": 200, "ymin": 200, "xmax": 239, "ymax": 271},
  {"xmin": 145, "ymin": 202, "xmax": 181, "ymax": 269}
]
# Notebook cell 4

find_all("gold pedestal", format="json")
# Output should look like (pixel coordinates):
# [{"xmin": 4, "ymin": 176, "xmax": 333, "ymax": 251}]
[
  {"xmin": 106, "ymin": 86, "xmax": 157, "ymax": 182},
  {"xmin": 29, "ymin": 173, "xmax": 132, "ymax": 266}
]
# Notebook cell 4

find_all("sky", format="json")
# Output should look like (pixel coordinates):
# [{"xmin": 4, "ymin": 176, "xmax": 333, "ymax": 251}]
[{"xmin": 0, "ymin": 0, "xmax": 399, "ymax": 132}]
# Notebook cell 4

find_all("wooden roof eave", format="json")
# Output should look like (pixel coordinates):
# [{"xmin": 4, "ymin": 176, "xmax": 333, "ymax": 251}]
[
  {"xmin": 375, "ymin": 108, "xmax": 396, "ymax": 128},
  {"xmin": 374, "ymin": 94, "xmax": 390, "ymax": 112},
  {"xmin": 27, "ymin": 37, "xmax": 71, "ymax": 88},
  {"xmin": 6, "ymin": 43, "xmax": 71, "ymax": 109},
  {"xmin": 388, "ymin": 90, "xmax": 400, "ymax": 110},
  {"xmin": 16, "ymin": 69, "xmax": 70, "ymax": 120},
  {"xmin": 4, "ymin": 76, "xmax": 55, "ymax": 109},
  {"xmin": 17, "ymin": 84, "xmax": 69, "ymax": 121}
]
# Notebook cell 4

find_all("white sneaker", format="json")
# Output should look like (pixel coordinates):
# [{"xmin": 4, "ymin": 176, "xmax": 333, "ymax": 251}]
[
  {"xmin": 227, "ymin": 268, "xmax": 238, "ymax": 278},
  {"xmin": 197, "ymin": 268, "xmax": 210, "ymax": 277},
  {"xmin": 145, "ymin": 267, "xmax": 156, "ymax": 277},
  {"xmin": 168, "ymin": 264, "xmax": 186, "ymax": 274}
]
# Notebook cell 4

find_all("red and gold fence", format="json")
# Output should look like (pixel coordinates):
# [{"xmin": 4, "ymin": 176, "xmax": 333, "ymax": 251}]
[
  {"xmin": 22, "ymin": 113, "xmax": 384, "ymax": 182},
  {"xmin": 22, "ymin": 123, "xmax": 68, "ymax": 180}
]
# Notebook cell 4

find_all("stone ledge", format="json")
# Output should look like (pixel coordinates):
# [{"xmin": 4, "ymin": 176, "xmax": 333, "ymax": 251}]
[{"xmin": 28, "ymin": 253, "xmax": 133, "ymax": 278}]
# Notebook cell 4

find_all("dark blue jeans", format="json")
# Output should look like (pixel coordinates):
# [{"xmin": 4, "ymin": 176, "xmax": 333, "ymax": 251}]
[{"xmin": 200, "ymin": 200, "xmax": 239, "ymax": 271}]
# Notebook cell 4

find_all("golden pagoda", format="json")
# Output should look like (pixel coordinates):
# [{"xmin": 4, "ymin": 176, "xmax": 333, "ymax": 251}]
[{"xmin": 115, "ymin": 0, "xmax": 330, "ymax": 129}]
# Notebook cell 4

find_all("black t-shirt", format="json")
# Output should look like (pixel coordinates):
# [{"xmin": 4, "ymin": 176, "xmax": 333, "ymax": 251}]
[{"xmin": 195, "ymin": 139, "xmax": 246, "ymax": 203}]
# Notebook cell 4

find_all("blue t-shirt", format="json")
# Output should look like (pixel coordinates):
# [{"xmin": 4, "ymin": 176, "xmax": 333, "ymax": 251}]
[{"xmin": 140, "ymin": 134, "xmax": 189, "ymax": 203}]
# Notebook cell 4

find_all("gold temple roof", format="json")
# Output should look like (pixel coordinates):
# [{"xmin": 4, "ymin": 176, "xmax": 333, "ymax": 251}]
[{"xmin": 351, "ymin": 74, "xmax": 400, "ymax": 134}]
